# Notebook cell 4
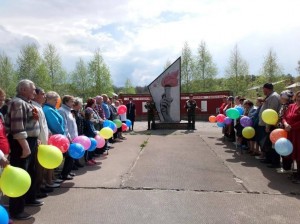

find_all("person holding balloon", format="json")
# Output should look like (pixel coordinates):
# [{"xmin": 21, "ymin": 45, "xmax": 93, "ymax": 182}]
[
  {"xmin": 43, "ymin": 91, "xmax": 68, "ymax": 184},
  {"xmin": 58, "ymin": 95, "xmax": 78, "ymax": 180},
  {"xmin": 5, "ymin": 79, "xmax": 43, "ymax": 220},
  {"xmin": 282, "ymin": 91, "xmax": 300, "ymax": 183},
  {"xmin": 275, "ymin": 90, "xmax": 294, "ymax": 173},
  {"xmin": 257, "ymin": 83, "xmax": 280, "ymax": 167},
  {"xmin": 83, "ymin": 107, "xmax": 98, "ymax": 165},
  {"xmin": 223, "ymin": 96, "xmax": 235, "ymax": 141}
]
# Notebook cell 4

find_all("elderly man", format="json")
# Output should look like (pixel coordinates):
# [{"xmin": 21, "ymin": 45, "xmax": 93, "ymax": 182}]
[
  {"xmin": 258, "ymin": 83, "xmax": 281, "ymax": 167},
  {"xmin": 5, "ymin": 79, "xmax": 43, "ymax": 220}
]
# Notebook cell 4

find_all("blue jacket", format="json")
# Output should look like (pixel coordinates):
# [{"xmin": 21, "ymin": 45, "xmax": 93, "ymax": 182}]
[
  {"xmin": 83, "ymin": 120, "xmax": 97, "ymax": 138},
  {"xmin": 102, "ymin": 102, "xmax": 110, "ymax": 120},
  {"xmin": 43, "ymin": 103, "xmax": 65, "ymax": 135}
]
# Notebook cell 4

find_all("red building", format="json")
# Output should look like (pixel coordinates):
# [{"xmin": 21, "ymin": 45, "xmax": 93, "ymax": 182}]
[{"xmin": 119, "ymin": 90, "xmax": 231, "ymax": 121}]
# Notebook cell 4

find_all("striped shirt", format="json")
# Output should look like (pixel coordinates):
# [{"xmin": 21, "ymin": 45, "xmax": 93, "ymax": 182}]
[{"xmin": 5, "ymin": 95, "xmax": 40, "ymax": 139}]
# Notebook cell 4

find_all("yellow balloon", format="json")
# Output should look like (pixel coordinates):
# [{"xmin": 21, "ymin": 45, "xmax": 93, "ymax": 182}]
[
  {"xmin": 0, "ymin": 165, "xmax": 31, "ymax": 198},
  {"xmin": 99, "ymin": 127, "xmax": 113, "ymax": 139},
  {"xmin": 38, "ymin": 145, "xmax": 63, "ymax": 169},
  {"xmin": 242, "ymin": 127, "xmax": 255, "ymax": 139},
  {"xmin": 262, "ymin": 109, "xmax": 278, "ymax": 125}
]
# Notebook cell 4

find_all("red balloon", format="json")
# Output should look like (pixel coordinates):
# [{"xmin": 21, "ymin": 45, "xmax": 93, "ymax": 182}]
[
  {"xmin": 122, "ymin": 123, "xmax": 128, "ymax": 132},
  {"xmin": 48, "ymin": 134, "xmax": 70, "ymax": 153},
  {"xmin": 118, "ymin": 105, "xmax": 127, "ymax": 115},
  {"xmin": 270, "ymin": 129, "xmax": 288, "ymax": 144},
  {"xmin": 216, "ymin": 114, "xmax": 226, "ymax": 123}
]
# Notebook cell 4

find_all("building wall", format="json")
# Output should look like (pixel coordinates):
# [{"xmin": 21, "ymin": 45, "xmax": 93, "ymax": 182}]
[{"xmin": 119, "ymin": 90, "xmax": 231, "ymax": 121}]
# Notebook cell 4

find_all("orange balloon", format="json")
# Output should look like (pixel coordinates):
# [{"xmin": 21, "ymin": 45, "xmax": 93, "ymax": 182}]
[
  {"xmin": 55, "ymin": 97, "xmax": 61, "ymax": 109},
  {"xmin": 270, "ymin": 129, "xmax": 288, "ymax": 144},
  {"xmin": 209, "ymin": 115, "xmax": 217, "ymax": 123}
]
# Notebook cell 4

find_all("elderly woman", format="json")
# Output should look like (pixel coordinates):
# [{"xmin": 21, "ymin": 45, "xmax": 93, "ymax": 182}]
[
  {"xmin": 43, "ymin": 91, "xmax": 65, "ymax": 187},
  {"xmin": 58, "ymin": 95, "xmax": 78, "ymax": 180},
  {"xmin": 282, "ymin": 91, "xmax": 300, "ymax": 183}
]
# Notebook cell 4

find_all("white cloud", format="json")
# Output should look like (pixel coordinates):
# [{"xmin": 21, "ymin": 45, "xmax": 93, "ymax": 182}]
[{"xmin": 0, "ymin": 0, "xmax": 300, "ymax": 87}]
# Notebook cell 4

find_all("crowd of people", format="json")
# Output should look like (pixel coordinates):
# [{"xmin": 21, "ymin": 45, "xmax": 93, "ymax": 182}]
[
  {"xmin": 0, "ymin": 79, "xmax": 135, "ymax": 221},
  {"xmin": 219, "ymin": 83, "xmax": 300, "ymax": 184}
]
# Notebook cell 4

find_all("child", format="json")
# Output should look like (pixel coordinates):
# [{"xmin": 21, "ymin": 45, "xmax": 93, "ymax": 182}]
[{"xmin": 83, "ymin": 107, "xmax": 98, "ymax": 165}]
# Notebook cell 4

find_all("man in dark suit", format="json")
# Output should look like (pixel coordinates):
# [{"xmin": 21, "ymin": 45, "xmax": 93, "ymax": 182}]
[{"xmin": 126, "ymin": 97, "xmax": 136, "ymax": 131}]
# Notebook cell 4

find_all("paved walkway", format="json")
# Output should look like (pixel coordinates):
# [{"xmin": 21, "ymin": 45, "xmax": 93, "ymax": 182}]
[{"xmin": 11, "ymin": 122, "xmax": 300, "ymax": 223}]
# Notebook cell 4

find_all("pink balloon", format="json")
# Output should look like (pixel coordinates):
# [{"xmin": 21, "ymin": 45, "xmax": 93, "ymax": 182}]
[
  {"xmin": 48, "ymin": 134, "xmax": 70, "ymax": 153},
  {"xmin": 118, "ymin": 105, "xmax": 127, "ymax": 115},
  {"xmin": 95, "ymin": 135, "xmax": 105, "ymax": 148},
  {"xmin": 72, "ymin": 135, "xmax": 91, "ymax": 150},
  {"xmin": 216, "ymin": 114, "xmax": 226, "ymax": 123}
]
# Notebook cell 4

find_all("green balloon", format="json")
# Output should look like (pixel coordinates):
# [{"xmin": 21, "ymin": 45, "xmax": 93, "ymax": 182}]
[
  {"xmin": 226, "ymin": 108, "xmax": 240, "ymax": 119},
  {"xmin": 0, "ymin": 165, "xmax": 31, "ymax": 198},
  {"xmin": 113, "ymin": 119, "xmax": 122, "ymax": 128}
]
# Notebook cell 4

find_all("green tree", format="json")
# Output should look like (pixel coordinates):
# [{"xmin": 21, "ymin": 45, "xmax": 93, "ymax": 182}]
[
  {"xmin": 123, "ymin": 78, "xmax": 136, "ymax": 94},
  {"xmin": 43, "ymin": 43, "xmax": 67, "ymax": 91},
  {"xmin": 70, "ymin": 58, "xmax": 91, "ymax": 99},
  {"xmin": 260, "ymin": 49, "xmax": 282, "ymax": 83},
  {"xmin": 296, "ymin": 60, "xmax": 300, "ymax": 76},
  {"xmin": 0, "ymin": 53, "xmax": 17, "ymax": 97},
  {"xmin": 88, "ymin": 49, "xmax": 113, "ymax": 95},
  {"xmin": 194, "ymin": 41, "xmax": 217, "ymax": 91},
  {"xmin": 16, "ymin": 44, "xmax": 50, "ymax": 89},
  {"xmin": 181, "ymin": 42, "xmax": 194, "ymax": 93},
  {"xmin": 225, "ymin": 45, "xmax": 250, "ymax": 96}
]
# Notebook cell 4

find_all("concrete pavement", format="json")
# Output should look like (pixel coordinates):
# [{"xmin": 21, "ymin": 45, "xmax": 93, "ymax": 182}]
[{"xmin": 11, "ymin": 121, "xmax": 300, "ymax": 224}]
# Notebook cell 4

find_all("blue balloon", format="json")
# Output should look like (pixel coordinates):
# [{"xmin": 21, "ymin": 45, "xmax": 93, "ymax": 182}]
[
  {"xmin": 68, "ymin": 143, "xmax": 85, "ymax": 159},
  {"xmin": 275, "ymin": 138, "xmax": 293, "ymax": 156},
  {"xmin": 236, "ymin": 106, "xmax": 244, "ymax": 116},
  {"xmin": 125, "ymin": 119, "xmax": 132, "ymax": 128},
  {"xmin": 0, "ymin": 205, "xmax": 9, "ymax": 224},
  {"xmin": 87, "ymin": 138, "xmax": 97, "ymax": 152},
  {"xmin": 217, "ymin": 122, "xmax": 225, "ymax": 127},
  {"xmin": 103, "ymin": 120, "xmax": 116, "ymax": 131}
]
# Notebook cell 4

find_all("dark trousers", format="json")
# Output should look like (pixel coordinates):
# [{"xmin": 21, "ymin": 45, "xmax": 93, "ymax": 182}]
[
  {"xmin": 187, "ymin": 114, "xmax": 195, "ymax": 129},
  {"xmin": 8, "ymin": 136, "xmax": 38, "ymax": 216},
  {"xmin": 147, "ymin": 116, "xmax": 155, "ymax": 129},
  {"xmin": 61, "ymin": 153, "xmax": 74, "ymax": 177}
]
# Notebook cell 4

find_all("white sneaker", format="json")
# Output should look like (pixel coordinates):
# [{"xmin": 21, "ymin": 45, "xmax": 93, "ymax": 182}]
[{"xmin": 46, "ymin": 183, "xmax": 60, "ymax": 188}]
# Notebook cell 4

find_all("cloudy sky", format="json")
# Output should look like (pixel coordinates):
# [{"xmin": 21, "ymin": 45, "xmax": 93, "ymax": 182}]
[{"xmin": 0, "ymin": 0, "xmax": 299, "ymax": 86}]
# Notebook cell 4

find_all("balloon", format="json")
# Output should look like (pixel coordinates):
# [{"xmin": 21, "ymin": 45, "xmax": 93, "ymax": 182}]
[
  {"xmin": 87, "ymin": 138, "xmax": 97, "ymax": 152},
  {"xmin": 55, "ymin": 97, "xmax": 61, "ymax": 109},
  {"xmin": 48, "ymin": 134, "xmax": 70, "ymax": 153},
  {"xmin": 122, "ymin": 123, "xmax": 128, "ymax": 132},
  {"xmin": 68, "ymin": 143, "xmax": 85, "ymax": 159},
  {"xmin": 226, "ymin": 108, "xmax": 240, "ymax": 119},
  {"xmin": 0, "ymin": 165, "xmax": 31, "ymax": 198},
  {"xmin": 72, "ymin": 135, "xmax": 91, "ymax": 150},
  {"xmin": 275, "ymin": 138, "xmax": 293, "ymax": 156},
  {"xmin": 240, "ymin": 116, "xmax": 253, "ymax": 127},
  {"xmin": 216, "ymin": 114, "xmax": 226, "ymax": 123},
  {"xmin": 270, "ymin": 129, "xmax": 288, "ymax": 144},
  {"xmin": 0, "ymin": 205, "xmax": 9, "ymax": 224},
  {"xmin": 103, "ymin": 120, "xmax": 116, "ymax": 130},
  {"xmin": 38, "ymin": 145, "xmax": 63, "ymax": 169},
  {"xmin": 262, "ymin": 109, "xmax": 278, "ymax": 125},
  {"xmin": 242, "ymin": 127, "xmax": 255, "ymax": 139},
  {"xmin": 217, "ymin": 122, "xmax": 225, "ymax": 127},
  {"xmin": 208, "ymin": 115, "xmax": 216, "ymax": 123},
  {"xmin": 224, "ymin": 117, "xmax": 232, "ymax": 125},
  {"xmin": 125, "ymin": 119, "xmax": 132, "ymax": 128},
  {"xmin": 118, "ymin": 105, "xmax": 127, "ymax": 114},
  {"xmin": 113, "ymin": 125, "xmax": 117, "ymax": 133},
  {"xmin": 113, "ymin": 119, "xmax": 122, "ymax": 128},
  {"xmin": 99, "ymin": 127, "xmax": 113, "ymax": 139},
  {"xmin": 236, "ymin": 106, "xmax": 244, "ymax": 115},
  {"xmin": 95, "ymin": 135, "xmax": 105, "ymax": 148}
]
